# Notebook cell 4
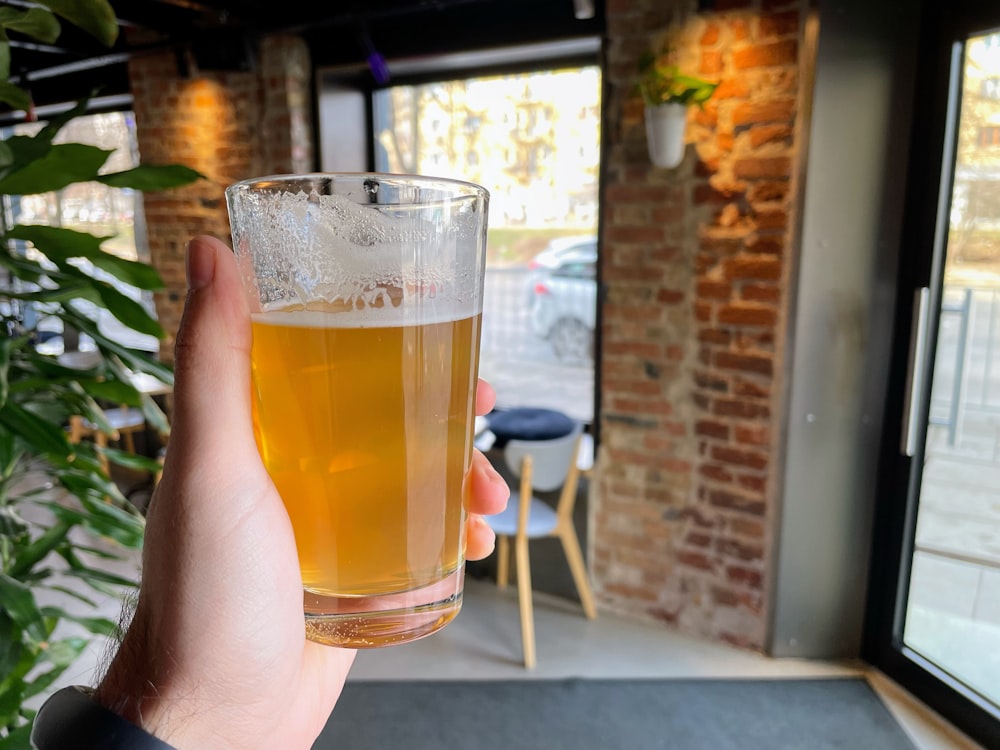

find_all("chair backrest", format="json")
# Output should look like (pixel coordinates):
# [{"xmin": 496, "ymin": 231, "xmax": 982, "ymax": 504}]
[{"xmin": 503, "ymin": 421, "xmax": 584, "ymax": 492}]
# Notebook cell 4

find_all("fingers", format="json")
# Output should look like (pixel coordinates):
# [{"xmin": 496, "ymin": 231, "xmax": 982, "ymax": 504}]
[
  {"xmin": 465, "ymin": 515, "xmax": 496, "ymax": 561},
  {"xmin": 467, "ymin": 450, "xmax": 508, "ymax": 517},
  {"xmin": 464, "ymin": 409, "xmax": 508, "ymax": 560},
  {"xmin": 475, "ymin": 378, "xmax": 496, "ymax": 416},
  {"xmin": 160, "ymin": 236, "xmax": 258, "ymax": 483}
]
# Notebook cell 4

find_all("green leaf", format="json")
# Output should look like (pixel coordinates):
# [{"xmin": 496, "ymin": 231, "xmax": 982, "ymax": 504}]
[
  {"xmin": 44, "ymin": 264, "xmax": 163, "ymax": 339},
  {"xmin": 0, "ymin": 401, "xmax": 72, "ymax": 457},
  {"xmin": 0, "ymin": 81, "xmax": 30, "ymax": 111},
  {"xmin": 54, "ymin": 470, "xmax": 125, "ymax": 506},
  {"xmin": 0, "ymin": 251, "xmax": 45, "ymax": 285},
  {"xmin": 6, "ymin": 283, "xmax": 93, "ymax": 306},
  {"xmin": 0, "ymin": 505, "xmax": 29, "ymax": 539},
  {"xmin": 36, "ymin": 636, "xmax": 88, "ymax": 667},
  {"xmin": 20, "ymin": 639, "xmax": 90, "ymax": 703},
  {"xmin": 6, "ymin": 224, "xmax": 163, "ymax": 290},
  {"xmin": 41, "ymin": 585, "xmax": 95, "ymax": 608},
  {"xmin": 0, "ymin": 143, "xmax": 112, "ymax": 195},
  {"xmin": 36, "ymin": 0, "xmax": 118, "ymax": 47},
  {"xmin": 93, "ymin": 281, "xmax": 164, "ymax": 338},
  {"xmin": 60, "ymin": 311, "xmax": 174, "ymax": 384},
  {"xmin": 0, "ymin": 613, "xmax": 24, "ymax": 685},
  {"xmin": 64, "ymin": 543, "xmax": 127, "ymax": 561},
  {"xmin": 0, "ymin": 335, "xmax": 12, "ymax": 409},
  {"xmin": 22, "ymin": 662, "xmax": 71, "ymax": 700},
  {"xmin": 9, "ymin": 521, "xmax": 71, "ymax": 579},
  {"xmin": 0, "ymin": 720, "xmax": 33, "ymax": 749},
  {"xmin": 49, "ymin": 504, "xmax": 142, "ymax": 548},
  {"xmin": 73, "ymin": 378, "xmax": 140, "ymax": 406},
  {"xmin": 98, "ymin": 164, "xmax": 203, "ymax": 191},
  {"xmin": 39, "ymin": 608, "xmax": 117, "ymax": 637},
  {"xmin": 0, "ymin": 7, "xmax": 61, "ymax": 44},
  {"xmin": 102, "ymin": 446, "xmax": 162, "ymax": 473},
  {"xmin": 0, "ymin": 139, "xmax": 13, "ymax": 169},
  {"xmin": 0, "ymin": 574, "xmax": 47, "ymax": 643},
  {"xmin": 138, "ymin": 391, "xmax": 169, "ymax": 437},
  {"xmin": 60, "ymin": 565, "xmax": 138, "ymax": 590},
  {"xmin": 0, "ymin": 29, "xmax": 10, "ymax": 81}
]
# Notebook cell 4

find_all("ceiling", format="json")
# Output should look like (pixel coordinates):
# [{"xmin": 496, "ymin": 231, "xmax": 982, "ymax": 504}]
[{"xmin": 4, "ymin": 0, "xmax": 605, "ymax": 117}]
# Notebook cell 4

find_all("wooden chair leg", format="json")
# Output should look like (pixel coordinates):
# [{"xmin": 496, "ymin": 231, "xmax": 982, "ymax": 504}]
[
  {"xmin": 121, "ymin": 429, "xmax": 136, "ymax": 454},
  {"xmin": 94, "ymin": 431, "xmax": 110, "ymax": 477},
  {"xmin": 559, "ymin": 526, "xmax": 597, "ymax": 620},
  {"xmin": 496, "ymin": 534, "xmax": 510, "ymax": 589},
  {"xmin": 514, "ymin": 535, "xmax": 536, "ymax": 669}
]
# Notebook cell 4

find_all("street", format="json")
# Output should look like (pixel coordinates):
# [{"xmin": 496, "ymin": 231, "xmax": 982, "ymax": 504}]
[{"xmin": 478, "ymin": 267, "xmax": 595, "ymax": 425}]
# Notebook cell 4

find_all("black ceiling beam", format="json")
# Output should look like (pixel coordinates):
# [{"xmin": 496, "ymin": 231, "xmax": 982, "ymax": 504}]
[{"xmin": 0, "ymin": 0, "xmax": 606, "ymax": 118}]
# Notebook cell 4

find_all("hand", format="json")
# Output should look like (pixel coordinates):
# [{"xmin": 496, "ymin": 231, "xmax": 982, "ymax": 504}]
[{"xmin": 94, "ymin": 235, "xmax": 509, "ymax": 750}]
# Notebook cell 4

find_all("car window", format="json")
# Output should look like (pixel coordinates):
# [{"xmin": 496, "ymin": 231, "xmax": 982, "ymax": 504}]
[{"xmin": 554, "ymin": 260, "xmax": 596, "ymax": 280}]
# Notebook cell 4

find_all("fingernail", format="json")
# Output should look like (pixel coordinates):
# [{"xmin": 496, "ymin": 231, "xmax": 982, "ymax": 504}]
[{"xmin": 186, "ymin": 239, "xmax": 216, "ymax": 290}]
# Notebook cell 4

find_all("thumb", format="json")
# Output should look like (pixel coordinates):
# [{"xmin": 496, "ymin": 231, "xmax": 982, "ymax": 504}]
[{"xmin": 164, "ymin": 235, "xmax": 257, "ymax": 475}]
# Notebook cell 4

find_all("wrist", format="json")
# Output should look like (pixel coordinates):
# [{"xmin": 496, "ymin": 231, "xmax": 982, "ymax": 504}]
[
  {"xmin": 32, "ymin": 686, "xmax": 178, "ymax": 750},
  {"xmin": 92, "ymin": 610, "xmax": 197, "ymax": 749}
]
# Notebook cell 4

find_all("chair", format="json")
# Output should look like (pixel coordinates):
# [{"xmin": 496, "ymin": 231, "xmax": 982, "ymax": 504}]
[
  {"xmin": 69, "ymin": 405, "xmax": 152, "ymax": 476},
  {"xmin": 484, "ymin": 422, "xmax": 597, "ymax": 668}
]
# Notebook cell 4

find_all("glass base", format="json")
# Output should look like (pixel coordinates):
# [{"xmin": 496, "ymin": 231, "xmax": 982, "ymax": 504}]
[{"xmin": 303, "ymin": 566, "xmax": 464, "ymax": 648}]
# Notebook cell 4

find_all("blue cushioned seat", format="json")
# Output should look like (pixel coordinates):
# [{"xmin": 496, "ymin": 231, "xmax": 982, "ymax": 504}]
[{"xmin": 486, "ymin": 408, "xmax": 576, "ymax": 449}]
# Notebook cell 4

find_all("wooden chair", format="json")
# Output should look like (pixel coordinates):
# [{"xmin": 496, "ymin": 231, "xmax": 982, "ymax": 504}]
[
  {"xmin": 484, "ymin": 422, "xmax": 597, "ymax": 668},
  {"xmin": 69, "ymin": 405, "xmax": 150, "ymax": 476}
]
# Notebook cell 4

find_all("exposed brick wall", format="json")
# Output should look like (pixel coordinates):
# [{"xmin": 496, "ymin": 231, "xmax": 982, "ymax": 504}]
[
  {"xmin": 128, "ymin": 35, "xmax": 314, "ymax": 360},
  {"xmin": 594, "ymin": 0, "xmax": 807, "ymax": 649}
]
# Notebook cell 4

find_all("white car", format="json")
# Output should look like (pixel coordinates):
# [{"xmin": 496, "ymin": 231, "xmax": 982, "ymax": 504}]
[
  {"xmin": 529, "ymin": 257, "xmax": 597, "ymax": 360},
  {"xmin": 524, "ymin": 235, "xmax": 597, "ymax": 304}
]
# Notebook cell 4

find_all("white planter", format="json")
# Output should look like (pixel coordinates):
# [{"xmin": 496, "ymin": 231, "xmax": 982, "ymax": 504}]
[{"xmin": 644, "ymin": 102, "xmax": 688, "ymax": 169}]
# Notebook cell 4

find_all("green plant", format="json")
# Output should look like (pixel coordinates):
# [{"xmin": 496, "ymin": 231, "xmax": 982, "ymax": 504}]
[
  {"xmin": 636, "ymin": 46, "xmax": 718, "ymax": 108},
  {"xmin": 0, "ymin": 2, "xmax": 201, "ymax": 745}
]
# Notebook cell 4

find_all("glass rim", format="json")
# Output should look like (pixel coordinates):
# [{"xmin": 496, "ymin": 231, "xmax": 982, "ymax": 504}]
[{"xmin": 225, "ymin": 171, "xmax": 489, "ymax": 202}]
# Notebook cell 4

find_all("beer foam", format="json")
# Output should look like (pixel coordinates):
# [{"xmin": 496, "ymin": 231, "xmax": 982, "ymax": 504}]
[
  {"xmin": 251, "ymin": 305, "xmax": 474, "ymax": 328},
  {"xmin": 231, "ymin": 187, "xmax": 484, "ymax": 320}
]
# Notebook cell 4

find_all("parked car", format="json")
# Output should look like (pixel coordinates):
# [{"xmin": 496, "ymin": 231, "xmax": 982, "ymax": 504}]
[
  {"xmin": 530, "ymin": 256, "xmax": 597, "ymax": 360},
  {"xmin": 524, "ymin": 234, "xmax": 597, "ymax": 304}
]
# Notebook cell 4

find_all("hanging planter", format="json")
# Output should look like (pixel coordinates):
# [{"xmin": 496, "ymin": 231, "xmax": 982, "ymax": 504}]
[
  {"xmin": 636, "ymin": 45, "xmax": 718, "ymax": 170},
  {"xmin": 645, "ymin": 102, "xmax": 688, "ymax": 169}
]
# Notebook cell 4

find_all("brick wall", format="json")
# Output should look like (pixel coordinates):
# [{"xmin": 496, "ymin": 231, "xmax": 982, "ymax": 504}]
[
  {"xmin": 593, "ymin": 0, "xmax": 807, "ymax": 649},
  {"xmin": 128, "ymin": 35, "xmax": 314, "ymax": 360}
]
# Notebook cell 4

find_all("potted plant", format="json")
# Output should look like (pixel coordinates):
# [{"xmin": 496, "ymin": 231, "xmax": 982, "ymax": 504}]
[
  {"xmin": 0, "ymin": 2, "xmax": 201, "ymax": 744},
  {"xmin": 636, "ymin": 46, "xmax": 718, "ymax": 169}
]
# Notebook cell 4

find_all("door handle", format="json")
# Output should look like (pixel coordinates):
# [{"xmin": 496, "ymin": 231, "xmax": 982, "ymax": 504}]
[{"xmin": 901, "ymin": 287, "xmax": 931, "ymax": 457}]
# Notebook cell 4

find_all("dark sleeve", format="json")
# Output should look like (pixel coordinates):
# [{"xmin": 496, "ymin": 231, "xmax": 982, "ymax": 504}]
[{"xmin": 31, "ymin": 686, "xmax": 178, "ymax": 750}]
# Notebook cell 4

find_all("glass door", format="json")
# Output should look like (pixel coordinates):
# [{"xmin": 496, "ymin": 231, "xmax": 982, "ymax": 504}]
[
  {"xmin": 868, "ymin": 5, "xmax": 1000, "ymax": 746},
  {"xmin": 903, "ymin": 28, "xmax": 1000, "ymax": 710}
]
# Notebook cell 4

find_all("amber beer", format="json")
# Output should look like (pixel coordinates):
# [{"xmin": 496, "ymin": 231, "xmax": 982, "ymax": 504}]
[
  {"xmin": 250, "ymin": 309, "xmax": 481, "ymax": 597},
  {"xmin": 227, "ymin": 172, "xmax": 488, "ymax": 648}
]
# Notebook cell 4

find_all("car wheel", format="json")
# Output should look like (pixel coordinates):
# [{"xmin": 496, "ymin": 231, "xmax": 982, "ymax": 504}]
[{"xmin": 550, "ymin": 318, "xmax": 593, "ymax": 361}]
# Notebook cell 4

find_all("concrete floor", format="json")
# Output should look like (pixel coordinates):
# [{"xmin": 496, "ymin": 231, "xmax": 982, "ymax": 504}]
[
  {"xmin": 349, "ymin": 577, "xmax": 985, "ymax": 750},
  {"xmin": 21, "ymin": 451, "xmax": 990, "ymax": 750},
  {"xmin": 34, "ymin": 544, "xmax": 985, "ymax": 750}
]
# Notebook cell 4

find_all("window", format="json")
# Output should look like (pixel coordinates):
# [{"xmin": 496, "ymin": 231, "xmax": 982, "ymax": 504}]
[{"xmin": 372, "ymin": 65, "xmax": 601, "ymax": 422}]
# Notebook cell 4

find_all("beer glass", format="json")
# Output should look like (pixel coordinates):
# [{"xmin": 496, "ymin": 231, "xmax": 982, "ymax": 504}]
[{"xmin": 225, "ymin": 173, "xmax": 488, "ymax": 647}]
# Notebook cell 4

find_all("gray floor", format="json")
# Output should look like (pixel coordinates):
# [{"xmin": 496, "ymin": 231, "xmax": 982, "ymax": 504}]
[
  {"xmin": 349, "ymin": 577, "xmax": 985, "ymax": 750},
  {"xmin": 36, "ymin": 543, "xmax": 984, "ymax": 750},
  {"xmin": 23, "ymin": 453, "xmax": 986, "ymax": 750}
]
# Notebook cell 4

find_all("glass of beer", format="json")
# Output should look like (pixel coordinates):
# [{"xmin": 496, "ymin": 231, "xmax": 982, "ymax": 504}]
[{"xmin": 225, "ymin": 173, "xmax": 488, "ymax": 647}]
